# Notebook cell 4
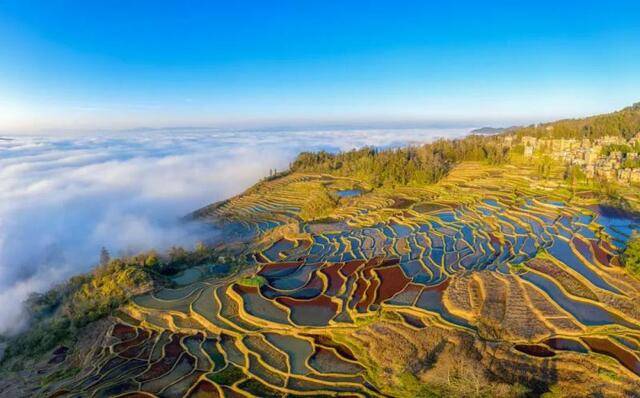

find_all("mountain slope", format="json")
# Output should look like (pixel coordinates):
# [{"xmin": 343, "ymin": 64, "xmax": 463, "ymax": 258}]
[{"xmin": 2, "ymin": 104, "xmax": 640, "ymax": 397}]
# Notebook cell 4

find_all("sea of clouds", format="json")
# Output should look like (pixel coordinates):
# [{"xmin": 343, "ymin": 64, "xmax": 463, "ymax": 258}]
[{"xmin": 0, "ymin": 127, "xmax": 468, "ymax": 334}]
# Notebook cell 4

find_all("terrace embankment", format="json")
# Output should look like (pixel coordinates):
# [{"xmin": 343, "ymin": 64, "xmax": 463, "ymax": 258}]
[{"xmin": 12, "ymin": 160, "xmax": 640, "ymax": 397}]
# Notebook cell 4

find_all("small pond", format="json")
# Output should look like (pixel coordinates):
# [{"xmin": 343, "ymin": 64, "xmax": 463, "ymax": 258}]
[{"xmin": 336, "ymin": 189, "xmax": 362, "ymax": 198}]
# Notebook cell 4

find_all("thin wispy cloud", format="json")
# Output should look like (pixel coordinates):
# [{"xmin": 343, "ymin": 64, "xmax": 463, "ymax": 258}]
[{"xmin": 0, "ymin": 128, "xmax": 467, "ymax": 334}]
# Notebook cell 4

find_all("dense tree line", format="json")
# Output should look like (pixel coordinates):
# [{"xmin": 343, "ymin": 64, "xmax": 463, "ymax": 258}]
[
  {"xmin": 514, "ymin": 102, "xmax": 640, "ymax": 140},
  {"xmin": 601, "ymin": 143, "xmax": 640, "ymax": 156},
  {"xmin": 291, "ymin": 135, "xmax": 510, "ymax": 187}
]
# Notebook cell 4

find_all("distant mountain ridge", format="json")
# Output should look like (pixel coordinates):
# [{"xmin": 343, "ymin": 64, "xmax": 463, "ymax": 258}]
[{"xmin": 470, "ymin": 126, "xmax": 519, "ymax": 135}]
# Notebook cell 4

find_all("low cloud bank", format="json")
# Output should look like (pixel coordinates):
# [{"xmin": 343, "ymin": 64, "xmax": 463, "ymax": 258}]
[{"xmin": 0, "ymin": 128, "xmax": 466, "ymax": 334}]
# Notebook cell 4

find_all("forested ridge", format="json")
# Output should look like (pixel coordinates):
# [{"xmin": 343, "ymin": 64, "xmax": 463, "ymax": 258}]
[
  {"xmin": 291, "ymin": 103, "xmax": 640, "ymax": 187},
  {"xmin": 513, "ymin": 102, "xmax": 640, "ymax": 140},
  {"xmin": 291, "ymin": 135, "xmax": 510, "ymax": 187}
]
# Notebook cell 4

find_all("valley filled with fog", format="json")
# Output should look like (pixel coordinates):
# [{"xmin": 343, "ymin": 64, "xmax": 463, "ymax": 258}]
[{"xmin": 0, "ymin": 128, "xmax": 466, "ymax": 334}]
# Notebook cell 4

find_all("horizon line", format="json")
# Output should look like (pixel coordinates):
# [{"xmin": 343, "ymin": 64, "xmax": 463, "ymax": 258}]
[{"xmin": 4, "ymin": 101, "xmax": 636, "ymax": 136}]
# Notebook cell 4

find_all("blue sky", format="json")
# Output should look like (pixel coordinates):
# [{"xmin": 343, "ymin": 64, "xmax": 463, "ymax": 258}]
[{"xmin": 1, "ymin": 1, "xmax": 640, "ymax": 132}]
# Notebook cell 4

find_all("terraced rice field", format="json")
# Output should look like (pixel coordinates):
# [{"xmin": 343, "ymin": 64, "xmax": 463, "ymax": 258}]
[{"xmin": 44, "ymin": 162, "xmax": 640, "ymax": 397}]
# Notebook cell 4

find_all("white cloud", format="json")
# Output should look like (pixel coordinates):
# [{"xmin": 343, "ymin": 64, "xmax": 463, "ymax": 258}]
[{"xmin": 0, "ymin": 127, "xmax": 466, "ymax": 334}]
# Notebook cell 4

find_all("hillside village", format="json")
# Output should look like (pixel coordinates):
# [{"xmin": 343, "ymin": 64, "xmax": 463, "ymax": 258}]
[{"xmin": 519, "ymin": 132, "xmax": 640, "ymax": 184}]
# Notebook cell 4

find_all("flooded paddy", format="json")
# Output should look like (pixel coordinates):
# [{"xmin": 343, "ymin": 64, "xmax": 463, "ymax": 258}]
[
  {"xmin": 336, "ymin": 189, "xmax": 362, "ymax": 198},
  {"xmin": 514, "ymin": 344, "xmax": 556, "ymax": 358},
  {"xmin": 49, "ymin": 166, "xmax": 640, "ymax": 397}
]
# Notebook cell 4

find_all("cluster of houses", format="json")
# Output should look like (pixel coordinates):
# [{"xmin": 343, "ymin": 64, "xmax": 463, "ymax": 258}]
[{"xmin": 521, "ymin": 133, "xmax": 640, "ymax": 185}]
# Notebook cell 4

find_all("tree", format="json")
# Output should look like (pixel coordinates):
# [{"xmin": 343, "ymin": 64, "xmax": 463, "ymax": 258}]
[
  {"xmin": 536, "ymin": 156, "xmax": 554, "ymax": 180},
  {"xmin": 623, "ymin": 233, "xmax": 640, "ymax": 277},
  {"xmin": 564, "ymin": 165, "xmax": 586, "ymax": 195},
  {"xmin": 299, "ymin": 186, "xmax": 338, "ymax": 221},
  {"xmin": 144, "ymin": 251, "xmax": 159, "ymax": 268},
  {"xmin": 597, "ymin": 177, "xmax": 620, "ymax": 200},
  {"xmin": 99, "ymin": 247, "xmax": 110, "ymax": 267},
  {"xmin": 168, "ymin": 246, "xmax": 188, "ymax": 264}
]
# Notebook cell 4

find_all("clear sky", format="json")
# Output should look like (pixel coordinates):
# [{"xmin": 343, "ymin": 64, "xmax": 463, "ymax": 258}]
[{"xmin": 1, "ymin": 1, "xmax": 639, "ymax": 133}]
